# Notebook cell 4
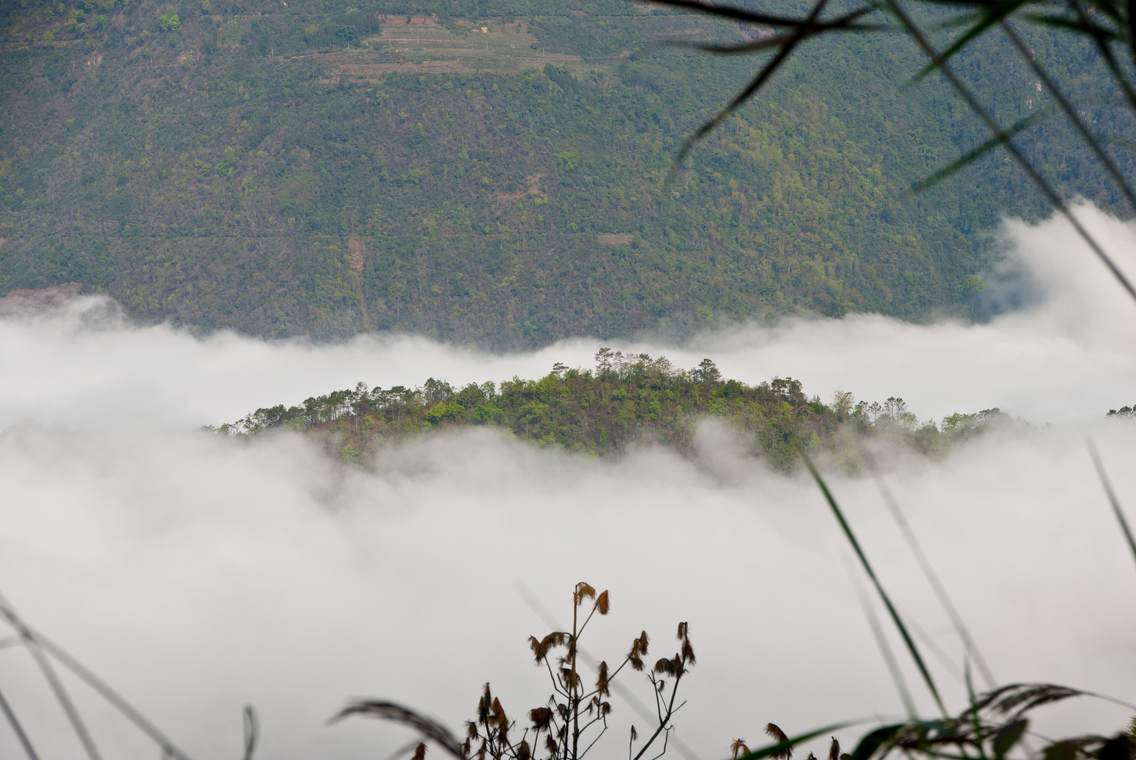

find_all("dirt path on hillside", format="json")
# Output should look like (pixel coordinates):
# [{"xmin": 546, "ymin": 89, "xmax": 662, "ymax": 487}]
[{"xmin": 348, "ymin": 236, "xmax": 374, "ymax": 331}]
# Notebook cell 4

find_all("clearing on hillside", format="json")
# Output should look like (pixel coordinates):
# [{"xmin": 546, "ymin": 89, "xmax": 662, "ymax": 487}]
[{"xmin": 319, "ymin": 17, "xmax": 586, "ymax": 80}]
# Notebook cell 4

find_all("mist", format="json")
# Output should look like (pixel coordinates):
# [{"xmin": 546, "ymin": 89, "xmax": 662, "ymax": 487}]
[{"xmin": 1, "ymin": 203, "xmax": 1135, "ymax": 759}]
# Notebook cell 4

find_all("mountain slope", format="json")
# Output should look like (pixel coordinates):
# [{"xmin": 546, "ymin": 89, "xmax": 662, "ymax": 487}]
[{"xmin": 0, "ymin": 0, "xmax": 1129, "ymax": 346}]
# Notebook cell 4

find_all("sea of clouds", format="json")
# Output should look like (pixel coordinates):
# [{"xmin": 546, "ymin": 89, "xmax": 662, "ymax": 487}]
[{"xmin": 1, "ymin": 203, "xmax": 1135, "ymax": 760}]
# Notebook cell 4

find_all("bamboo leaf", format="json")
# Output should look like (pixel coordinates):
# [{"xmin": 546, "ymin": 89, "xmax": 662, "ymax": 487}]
[
  {"xmin": 849, "ymin": 723, "xmax": 908, "ymax": 760},
  {"xmin": 992, "ymin": 719, "xmax": 1029, "ymax": 759}
]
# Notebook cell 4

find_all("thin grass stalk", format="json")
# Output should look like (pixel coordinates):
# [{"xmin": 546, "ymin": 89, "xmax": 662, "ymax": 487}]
[
  {"xmin": 0, "ymin": 684, "xmax": 39, "ymax": 760},
  {"xmin": 852, "ymin": 575, "xmax": 919, "ymax": 719},
  {"xmin": 242, "ymin": 705, "xmax": 258, "ymax": 760},
  {"xmin": 0, "ymin": 591, "xmax": 194, "ymax": 760},
  {"xmin": 1087, "ymin": 440, "xmax": 1136, "ymax": 571},
  {"xmin": 857, "ymin": 446, "xmax": 997, "ymax": 690},
  {"xmin": 908, "ymin": 622, "xmax": 965, "ymax": 684},
  {"xmin": 1000, "ymin": 20, "xmax": 1136, "ymax": 211},
  {"xmin": 802, "ymin": 453, "xmax": 947, "ymax": 716},
  {"xmin": 0, "ymin": 594, "xmax": 102, "ymax": 760},
  {"xmin": 881, "ymin": 0, "xmax": 1136, "ymax": 306},
  {"xmin": 963, "ymin": 664, "xmax": 990, "ymax": 760}
]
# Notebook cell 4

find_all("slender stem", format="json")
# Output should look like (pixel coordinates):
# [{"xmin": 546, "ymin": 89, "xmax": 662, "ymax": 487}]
[
  {"xmin": 1088, "ymin": 440, "xmax": 1136, "ymax": 571},
  {"xmin": 853, "ymin": 576, "xmax": 918, "ymax": 719},
  {"xmin": 571, "ymin": 591, "xmax": 580, "ymax": 760},
  {"xmin": 859, "ymin": 445, "xmax": 998, "ymax": 690},
  {"xmin": 804, "ymin": 454, "xmax": 947, "ymax": 716},
  {"xmin": 544, "ymin": 656, "xmax": 569, "ymax": 697},
  {"xmin": 0, "ymin": 592, "xmax": 192, "ymax": 760},
  {"xmin": 632, "ymin": 677, "xmax": 680, "ymax": 760},
  {"xmin": 580, "ymin": 723, "xmax": 608, "ymax": 759},
  {"xmin": 0, "ymin": 684, "xmax": 39, "ymax": 760},
  {"xmin": 575, "ymin": 601, "xmax": 600, "ymax": 639},
  {"xmin": 0, "ymin": 597, "xmax": 101, "ymax": 760}
]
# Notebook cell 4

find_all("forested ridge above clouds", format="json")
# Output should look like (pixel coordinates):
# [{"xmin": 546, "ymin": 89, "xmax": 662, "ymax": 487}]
[
  {"xmin": 1, "ymin": 0, "xmax": 1130, "ymax": 347},
  {"xmin": 216, "ymin": 350, "xmax": 1017, "ymax": 471}
]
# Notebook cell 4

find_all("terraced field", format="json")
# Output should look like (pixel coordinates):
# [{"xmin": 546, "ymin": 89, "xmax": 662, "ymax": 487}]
[{"xmin": 318, "ymin": 16, "xmax": 593, "ymax": 80}]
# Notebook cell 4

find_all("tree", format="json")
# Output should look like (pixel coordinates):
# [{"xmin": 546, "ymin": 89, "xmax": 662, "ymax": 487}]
[{"xmin": 158, "ymin": 11, "xmax": 180, "ymax": 33}]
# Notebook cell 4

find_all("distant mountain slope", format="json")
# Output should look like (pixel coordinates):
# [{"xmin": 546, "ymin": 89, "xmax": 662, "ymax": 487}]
[{"xmin": 0, "ymin": 0, "xmax": 1129, "ymax": 347}]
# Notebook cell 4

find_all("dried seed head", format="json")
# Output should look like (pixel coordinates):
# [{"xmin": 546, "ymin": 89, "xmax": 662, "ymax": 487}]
[
  {"xmin": 596, "ymin": 590, "xmax": 610, "ymax": 614},
  {"xmin": 561, "ymin": 667, "xmax": 580, "ymax": 690},
  {"xmin": 677, "ymin": 621, "xmax": 688, "ymax": 640},
  {"xmin": 412, "ymin": 743, "xmax": 426, "ymax": 760},
  {"xmin": 596, "ymin": 661, "xmax": 610, "ymax": 697},
  {"xmin": 731, "ymin": 739, "xmax": 751, "ymax": 760},
  {"xmin": 828, "ymin": 738, "xmax": 840, "ymax": 760},
  {"xmin": 628, "ymin": 630, "xmax": 650, "ymax": 670},
  {"xmin": 575, "ymin": 582, "xmax": 596, "ymax": 606},
  {"xmin": 490, "ymin": 697, "xmax": 507, "ymax": 727},
  {"xmin": 765, "ymin": 723, "xmax": 792, "ymax": 760},
  {"xmin": 477, "ymin": 685, "xmax": 491, "ymax": 723},
  {"xmin": 681, "ymin": 638, "xmax": 697, "ymax": 665},
  {"xmin": 530, "ymin": 707, "xmax": 553, "ymax": 731},
  {"xmin": 517, "ymin": 740, "xmax": 531, "ymax": 760},
  {"xmin": 530, "ymin": 632, "xmax": 567, "ymax": 663}
]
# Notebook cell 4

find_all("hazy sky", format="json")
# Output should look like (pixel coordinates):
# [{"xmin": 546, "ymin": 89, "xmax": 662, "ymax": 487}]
[{"xmin": 1, "ymin": 204, "xmax": 1135, "ymax": 759}]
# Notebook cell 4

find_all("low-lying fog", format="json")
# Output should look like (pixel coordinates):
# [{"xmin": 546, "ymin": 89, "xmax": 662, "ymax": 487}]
[{"xmin": 1, "ymin": 203, "xmax": 1134, "ymax": 759}]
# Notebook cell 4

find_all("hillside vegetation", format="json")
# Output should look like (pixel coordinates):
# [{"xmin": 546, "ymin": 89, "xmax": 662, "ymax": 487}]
[
  {"xmin": 1, "ymin": 0, "xmax": 1130, "ymax": 346},
  {"xmin": 217, "ymin": 350, "xmax": 1010, "ymax": 469}
]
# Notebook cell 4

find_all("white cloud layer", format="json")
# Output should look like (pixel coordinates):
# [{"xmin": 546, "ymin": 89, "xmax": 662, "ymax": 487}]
[{"xmin": 1, "ymin": 204, "xmax": 1135, "ymax": 759}]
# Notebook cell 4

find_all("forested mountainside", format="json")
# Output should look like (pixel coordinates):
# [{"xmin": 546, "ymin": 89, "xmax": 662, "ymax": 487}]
[
  {"xmin": 217, "ymin": 350, "xmax": 1010, "ymax": 470},
  {"xmin": 1, "ymin": 1, "xmax": 1130, "ymax": 347}
]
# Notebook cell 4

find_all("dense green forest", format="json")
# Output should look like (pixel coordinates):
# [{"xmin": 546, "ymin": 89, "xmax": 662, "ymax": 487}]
[
  {"xmin": 217, "ymin": 350, "xmax": 1009, "ymax": 469},
  {"xmin": 1, "ymin": 0, "xmax": 1130, "ymax": 347}
]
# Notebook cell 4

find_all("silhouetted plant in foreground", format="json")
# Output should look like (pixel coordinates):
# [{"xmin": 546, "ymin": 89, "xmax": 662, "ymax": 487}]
[
  {"xmin": 330, "ymin": 582, "xmax": 1135, "ymax": 760},
  {"xmin": 336, "ymin": 581, "xmax": 696, "ymax": 760}
]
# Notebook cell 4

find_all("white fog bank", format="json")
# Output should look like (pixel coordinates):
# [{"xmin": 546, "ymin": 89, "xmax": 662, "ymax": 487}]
[
  {"xmin": 2, "ymin": 202, "xmax": 1136, "ymax": 429},
  {"xmin": 0, "ymin": 204, "xmax": 1135, "ymax": 759}
]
